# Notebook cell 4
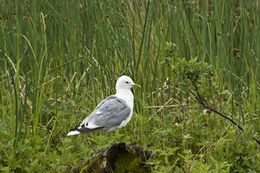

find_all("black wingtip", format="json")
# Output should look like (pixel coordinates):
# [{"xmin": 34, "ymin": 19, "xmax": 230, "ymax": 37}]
[{"xmin": 67, "ymin": 126, "xmax": 104, "ymax": 136}]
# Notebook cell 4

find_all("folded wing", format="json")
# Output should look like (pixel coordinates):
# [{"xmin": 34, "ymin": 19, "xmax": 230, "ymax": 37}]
[{"xmin": 67, "ymin": 96, "xmax": 131, "ymax": 136}]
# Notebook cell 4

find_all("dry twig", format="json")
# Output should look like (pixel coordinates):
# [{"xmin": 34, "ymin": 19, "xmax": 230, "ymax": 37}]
[{"xmin": 189, "ymin": 85, "xmax": 260, "ymax": 146}]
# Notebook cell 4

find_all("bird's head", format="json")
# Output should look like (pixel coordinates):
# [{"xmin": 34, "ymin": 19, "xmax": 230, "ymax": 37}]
[{"xmin": 116, "ymin": 75, "xmax": 140, "ymax": 91}]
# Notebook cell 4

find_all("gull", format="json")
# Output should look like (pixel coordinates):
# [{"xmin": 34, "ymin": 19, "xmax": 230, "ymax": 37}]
[{"xmin": 67, "ymin": 75, "xmax": 140, "ymax": 136}]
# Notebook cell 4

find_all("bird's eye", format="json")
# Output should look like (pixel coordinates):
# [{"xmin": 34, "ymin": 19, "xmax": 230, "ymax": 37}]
[{"xmin": 126, "ymin": 81, "xmax": 129, "ymax": 84}]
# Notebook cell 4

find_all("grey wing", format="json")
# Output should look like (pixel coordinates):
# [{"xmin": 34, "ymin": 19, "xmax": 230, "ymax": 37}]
[{"xmin": 85, "ymin": 96, "xmax": 131, "ymax": 128}]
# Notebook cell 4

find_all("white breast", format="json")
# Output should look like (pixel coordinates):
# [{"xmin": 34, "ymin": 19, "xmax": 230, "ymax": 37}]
[
  {"xmin": 115, "ymin": 89, "xmax": 134, "ymax": 128},
  {"xmin": 115, "ymin": 89, "xmax": 134, "ymax": 109}
]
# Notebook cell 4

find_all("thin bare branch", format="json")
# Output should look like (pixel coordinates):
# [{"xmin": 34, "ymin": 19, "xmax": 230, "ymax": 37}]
[{"xmin": 190, "ymin": 84, "xmax": 260, "ymax": 146}]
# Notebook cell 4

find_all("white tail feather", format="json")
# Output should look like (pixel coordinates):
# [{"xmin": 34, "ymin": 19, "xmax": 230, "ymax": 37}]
[{"xmin": 67, "ymin": 130, "xmax": 81, "ymax": 136}]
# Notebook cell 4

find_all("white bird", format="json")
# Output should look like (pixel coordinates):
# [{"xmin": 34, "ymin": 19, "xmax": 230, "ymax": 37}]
[{"xmin": 67, "ymin": 75, "xmax": 140, "ymax": 136}]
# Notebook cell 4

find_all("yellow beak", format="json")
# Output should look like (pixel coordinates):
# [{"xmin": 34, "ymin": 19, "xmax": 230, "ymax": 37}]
[{"xmin": 134, "ymin": 83, "xmax": 141, "ymax": 88}]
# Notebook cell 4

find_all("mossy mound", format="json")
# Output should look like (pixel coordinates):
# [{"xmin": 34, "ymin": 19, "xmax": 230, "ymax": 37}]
[{"xmin": 72, "ymin": 142, "xmax": 152, "ymax": 173}]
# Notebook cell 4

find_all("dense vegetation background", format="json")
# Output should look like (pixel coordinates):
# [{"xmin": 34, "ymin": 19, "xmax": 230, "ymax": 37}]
[{"xmin": 0, "ymin": 0, "xmax": 259, "ymax": 172}]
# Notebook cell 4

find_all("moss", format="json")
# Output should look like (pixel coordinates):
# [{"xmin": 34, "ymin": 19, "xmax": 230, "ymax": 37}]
[
  {"xmin": 113, "ymin": 152, "xmax": 147, "ymax": 173},
  {"xmin": 72, "ymin": 142, "xmax": 152, "ymax": 173}
]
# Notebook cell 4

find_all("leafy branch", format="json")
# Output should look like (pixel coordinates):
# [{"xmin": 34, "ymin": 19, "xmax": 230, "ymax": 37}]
[{"xmin": 162, "ymin": 43, "xmax": 260, "ymax": 146}]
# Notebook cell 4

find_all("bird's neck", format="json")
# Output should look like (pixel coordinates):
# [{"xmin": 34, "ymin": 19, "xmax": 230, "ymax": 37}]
[{"xmin": 115, "ymin": 89, "xmax": 134, "ymax": 108}]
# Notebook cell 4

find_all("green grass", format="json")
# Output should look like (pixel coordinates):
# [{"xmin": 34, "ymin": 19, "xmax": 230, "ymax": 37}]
[{"xmin": 0, "ymin": 0, "xmax": 259, "ymax": 172}]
